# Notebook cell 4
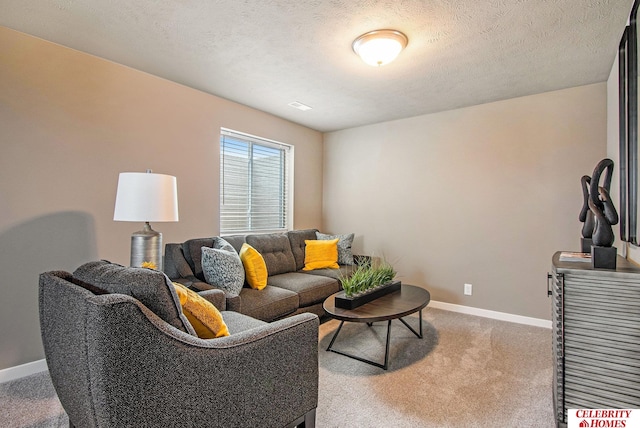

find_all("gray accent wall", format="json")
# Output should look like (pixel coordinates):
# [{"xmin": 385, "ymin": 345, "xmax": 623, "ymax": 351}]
[
  {"xmin": 0, "ymin": 27, "xmax": 323, "ymax": 371},
  {"xmin": 322, "ymin": 83, "xmax": 607, "ymax": 320}
]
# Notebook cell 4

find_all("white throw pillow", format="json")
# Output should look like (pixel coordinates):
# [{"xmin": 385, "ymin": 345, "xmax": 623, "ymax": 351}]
[{"xmin": 201, "ymin": 237, "xmax": 245, "ymax": 296}]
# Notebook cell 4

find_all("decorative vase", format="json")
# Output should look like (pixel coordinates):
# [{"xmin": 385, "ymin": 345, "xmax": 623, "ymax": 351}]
[{"xmin": 335, "ymin": 280, "xmax": 401, "ymax": 310}]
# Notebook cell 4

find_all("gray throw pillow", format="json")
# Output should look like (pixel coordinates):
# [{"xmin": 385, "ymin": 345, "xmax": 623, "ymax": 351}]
[
  {"xmin": 316, "ymin": 232, "xmax": 355, "ymax": 265},
  {"xmin": 201, "ymin": 237, "xmax": 245, "ymax": 296}
]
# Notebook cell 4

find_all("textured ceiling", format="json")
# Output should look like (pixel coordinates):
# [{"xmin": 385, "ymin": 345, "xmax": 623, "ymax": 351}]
[{"xmin": 0, "ymin": 0, "xmax": 634, "ymax": 132}]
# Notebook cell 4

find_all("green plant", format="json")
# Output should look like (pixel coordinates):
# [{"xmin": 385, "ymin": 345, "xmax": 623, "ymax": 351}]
[{"xmin": 340, "ymin": 260, "xmax": 397, "ymax": 297}]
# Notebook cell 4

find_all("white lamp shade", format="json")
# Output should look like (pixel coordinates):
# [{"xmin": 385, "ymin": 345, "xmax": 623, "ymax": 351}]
[{"xmin": 113, "ymin": 172, "xmax": 179, "ymax": 222}]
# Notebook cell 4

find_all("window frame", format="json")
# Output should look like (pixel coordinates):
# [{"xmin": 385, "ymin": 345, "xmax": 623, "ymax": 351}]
[{"xmin": 219, "ymin": 128, "xmax": 294, "ymax": 235}]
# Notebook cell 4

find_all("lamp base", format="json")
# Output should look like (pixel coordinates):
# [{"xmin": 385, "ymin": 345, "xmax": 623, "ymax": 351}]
[{"xmin": 130, "ymin": 222, "xmax": 163, "ymax": 271}]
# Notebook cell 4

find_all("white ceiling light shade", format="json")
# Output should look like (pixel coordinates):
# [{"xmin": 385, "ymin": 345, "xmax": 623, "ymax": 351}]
[{"xmin": 352, "ymin": 29, "xmax": 408, "ymax": 67}]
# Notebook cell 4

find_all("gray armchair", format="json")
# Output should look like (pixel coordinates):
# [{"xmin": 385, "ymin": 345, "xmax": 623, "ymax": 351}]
[{"xmin": 39, "ymin": 269, "xmax": 318, "ymax": 428}]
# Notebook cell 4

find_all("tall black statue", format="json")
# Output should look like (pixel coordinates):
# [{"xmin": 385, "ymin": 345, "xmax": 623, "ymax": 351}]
[
  {"xmin": 589, "ymin": 186, "xmax": 618, "ymax": 247},
  {"xmin": 579, "ymin": 175, "xmax": 594, "ymax": 251},
  {"xmin": 583, "ymin": 158, "xmax": 618, "ymax": 269},
  {"xmin": 588, "ymin": 158, "xmax": 618, "ymax": 247}
]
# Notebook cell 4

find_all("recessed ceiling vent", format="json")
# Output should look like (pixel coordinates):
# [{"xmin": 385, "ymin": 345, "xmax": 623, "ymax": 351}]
[{"xmin": 288, "ymin": 101, "xmax": 313, "ymax": 111}]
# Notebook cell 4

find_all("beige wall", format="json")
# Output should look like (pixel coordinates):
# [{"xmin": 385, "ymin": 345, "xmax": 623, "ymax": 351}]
[
  {"xmin": 0, "ymin": 23, "xmax": 612, "ymax": 370},
  {"xmin": 323, "ymin": 83, "xmax": 607, "ymax": 320},
  {"xmin": 0, "ymin": 27, "xmax": 323, "ymax": 370}
]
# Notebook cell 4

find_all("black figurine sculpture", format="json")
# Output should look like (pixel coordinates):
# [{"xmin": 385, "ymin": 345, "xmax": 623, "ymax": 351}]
[
  {"xmin": 579, "ymin": 175, "xmax": 594, "ymax": 252},
  {"xmin": 587, "ymin": 158, "xmax": 618, "ymax": 269},
  {"xmin": 588, "ymin": 186, "xmax": 618, "ymax": 247}
]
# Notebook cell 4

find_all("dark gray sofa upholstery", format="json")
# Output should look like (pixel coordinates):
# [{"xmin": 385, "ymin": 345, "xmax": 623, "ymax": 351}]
[
  {"xmin": 165, "ymin": 229, "xmax": 362, "ymax": 322},
  {"xmin": 39, "ymin": 266, "xmax": 318, "ymax": 428}
]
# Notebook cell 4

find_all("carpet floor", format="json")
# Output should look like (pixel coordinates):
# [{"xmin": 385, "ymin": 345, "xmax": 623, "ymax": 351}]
[
  {"xmin": 0, "ymin": 308, "xmax": 554, "ymax": 427},
  {"xmin": 317, "ymin": 308, "xmax": 554, "ymax": 427}
]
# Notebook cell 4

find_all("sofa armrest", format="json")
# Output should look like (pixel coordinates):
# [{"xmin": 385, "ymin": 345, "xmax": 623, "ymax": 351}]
[
  {"xmin": 224, "ymin": 293, "xmax": 242, "ymax": 313},
  {"xmin": 180, "ymin": 277, "xmax": 212, "ymax": 291},
  {"xmin": 170, "ymin": 278, "xmax": 193, "ymax": 288},
  {"xmin": 198, "ymin": 289, "xmax": 226, "ymax": 311},
  {"xmin": 187, "ymin": 279, "xmax": 241, "ymax": 313},
  {"xmin": 85, "ymin": 296, "xmax": 319, "ymax": 427}
]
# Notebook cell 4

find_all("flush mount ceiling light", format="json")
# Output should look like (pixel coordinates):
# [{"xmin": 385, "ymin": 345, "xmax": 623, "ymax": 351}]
[{"xmin": 352, "ymin": 29, "xmax": 408, "ymax": 67}]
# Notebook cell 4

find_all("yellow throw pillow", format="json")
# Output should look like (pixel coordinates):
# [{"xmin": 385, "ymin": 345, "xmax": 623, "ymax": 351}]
[
  {"xmin": 239, "ymin": 243, "xmax": 268, "ymax": 290},
  {"xmin": 172, "ymin": 282, "xmax": 230, "ymax": 339},
  {"xmin": 303, "ymin": 239, "xmax": 339, "ymax": 271}
]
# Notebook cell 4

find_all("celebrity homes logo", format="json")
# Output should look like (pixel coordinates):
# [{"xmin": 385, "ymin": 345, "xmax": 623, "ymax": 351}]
[{"xmin": 568, "ymin": 409, "xmax": 640, "ymax": 427}]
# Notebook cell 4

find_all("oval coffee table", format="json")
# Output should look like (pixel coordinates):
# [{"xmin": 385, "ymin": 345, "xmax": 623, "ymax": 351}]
[{"xmin": 323, "ymin": 284, "xmax": 430, "ymax": 370}]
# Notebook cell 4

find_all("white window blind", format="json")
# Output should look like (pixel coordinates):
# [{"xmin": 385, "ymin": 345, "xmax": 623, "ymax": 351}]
[{"xmin": 220, "ymin": 129, "xmax": 292, "ymax": 234}]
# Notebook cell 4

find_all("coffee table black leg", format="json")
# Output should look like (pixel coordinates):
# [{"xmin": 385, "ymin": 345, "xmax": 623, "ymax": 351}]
[
  {"xmin": 326, "ymin": 321, "xmax": 345, "ymax": 351},
  {"xmin": 398, "ymin": 309, "xmax": 424, "ymax": 339},
  {"xmin": 326, "ymin": 320, "xmax": 393, "ymax": 370},
  {"xmin": 382, "ymin": 320, "xmax": 392, "ymax": 369}
]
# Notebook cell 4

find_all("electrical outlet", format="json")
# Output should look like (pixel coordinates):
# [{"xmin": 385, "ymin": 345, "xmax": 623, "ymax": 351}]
[{"xmin": 464, "ymin": 283, "xmax": 473, "ymax": 296}]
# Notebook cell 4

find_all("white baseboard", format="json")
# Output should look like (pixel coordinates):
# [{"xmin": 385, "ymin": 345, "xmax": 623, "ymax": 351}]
[
  {"xmin": 0, "ymin": 359, "xmax": 48, "ymax": 384},
  {"xmin": 429, "ymin": 300, "xmax": 552, "ymax": 329}
]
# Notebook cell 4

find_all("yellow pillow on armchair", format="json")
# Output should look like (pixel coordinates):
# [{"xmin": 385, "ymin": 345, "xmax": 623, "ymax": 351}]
[
  {"xmin": 172, "ymin": 282, "xmax": 229, "ymax": 339},
  {"xmin": 303, "ymin": 239, "xmax": 339, "ymax": 270}
]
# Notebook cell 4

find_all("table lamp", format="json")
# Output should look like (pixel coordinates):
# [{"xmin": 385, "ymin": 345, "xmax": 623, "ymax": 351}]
[{"xmin": 113, "ymin": 170, "xmax": 179, "ymax": 271}]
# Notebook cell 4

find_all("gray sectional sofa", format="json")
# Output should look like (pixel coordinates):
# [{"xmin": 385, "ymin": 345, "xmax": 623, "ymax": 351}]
[{"xmin": 164, "ymin": 229, "xmax": 363, "ymax": 322}]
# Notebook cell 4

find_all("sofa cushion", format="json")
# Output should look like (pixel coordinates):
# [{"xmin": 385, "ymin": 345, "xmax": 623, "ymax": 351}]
[
  {"xmin": 73, "ymin": 260, "xmax": 196, "ymax": 335},
  {"xmin": 239, "ymin": 243, "xmax": 268, "ymax": 290},
  {"xmin": 246, "ymin": 233, "xmax": 296, "ymax": 276},
  {"xmin": 303, "ymin": 239, "xmax": 339, "ymax": 271},
  {"xmin": 182, "ymin": 237, "xmax": 216, "ymax": 282},
  {"xmin": 234, "ymin": 286, "xmax": 299, "ymax": 322},
  {"xmin": 268, "ymin": 272, "xmax": 340, "ymax": 307},
  {"xmin": 316, "ymin": 231, "xmax": 355, "ymax": 265},
  {"xmin": 201, "ymin": 238, "xmax": 245, "ymax": 296},
  {"xmin": 173, "ymin": 282, "xmax": 230, "ymax": 338},
  {"xmin": 288, "ymin": 229, "xmax": 319, "ymax": 271},
  {"xmin": 220, "ymin": 311, "xmax": 268, "ymax": 334},
  {"xmin": 301, "ymin": 264, "xmax": 359, "ymax": 282}
]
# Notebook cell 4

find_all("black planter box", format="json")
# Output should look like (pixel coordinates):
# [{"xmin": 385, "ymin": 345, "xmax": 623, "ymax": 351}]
[{"xmin": 335, "ymin": 280, "xmax": 401, "ymax": 310}]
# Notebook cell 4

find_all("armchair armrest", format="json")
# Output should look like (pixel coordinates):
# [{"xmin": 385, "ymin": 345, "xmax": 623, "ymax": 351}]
[{"xmin": 85, "ymin": 295, "xmax": 319, "ymax": 427}]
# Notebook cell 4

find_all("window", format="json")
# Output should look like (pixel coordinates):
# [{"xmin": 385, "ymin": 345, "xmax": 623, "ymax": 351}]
[{"xmin": 219, "ymin": 128, "xmax": 292, "ymax": 234}]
